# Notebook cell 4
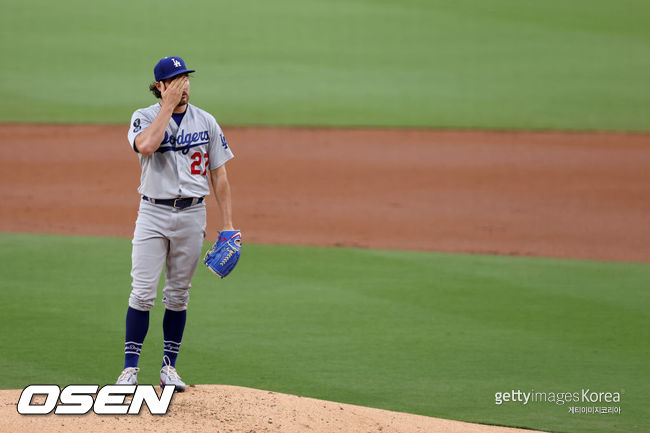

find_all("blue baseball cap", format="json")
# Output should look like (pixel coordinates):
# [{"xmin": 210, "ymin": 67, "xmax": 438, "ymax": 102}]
[{"xmin": 154, "ymin": 56, "xmax": 195, "ymax": 82}]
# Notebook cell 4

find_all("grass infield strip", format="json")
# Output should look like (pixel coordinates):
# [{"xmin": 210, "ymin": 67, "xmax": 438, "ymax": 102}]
[{"xmin": 0, "ymin": 232, "xmax": 648, "ymax": 433}]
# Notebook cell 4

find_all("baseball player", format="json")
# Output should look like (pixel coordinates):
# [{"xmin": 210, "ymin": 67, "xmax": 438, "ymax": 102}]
[{"xmin": 115, "ymin": 56, "xmax": 235, "ymax": 391}]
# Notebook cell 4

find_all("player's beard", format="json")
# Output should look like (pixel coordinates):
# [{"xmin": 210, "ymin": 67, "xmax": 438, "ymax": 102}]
[{"xmin": 178, "ymin": 92, "xmax": 189, "ymax": 108}]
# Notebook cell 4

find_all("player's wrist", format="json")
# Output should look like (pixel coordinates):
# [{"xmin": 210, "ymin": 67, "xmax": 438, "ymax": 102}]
[{"xmin": 160, "ymin": 100, "xmax": 176, "ymax": 111}]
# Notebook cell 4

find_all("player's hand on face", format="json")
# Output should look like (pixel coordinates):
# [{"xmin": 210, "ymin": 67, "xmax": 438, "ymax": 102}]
[{"xmin": 160, "ymin": 75, "xmax": 187, "ymax": 108}]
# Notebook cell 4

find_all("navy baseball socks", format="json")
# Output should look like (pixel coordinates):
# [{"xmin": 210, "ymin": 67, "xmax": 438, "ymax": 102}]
[
  {"xmin": 160, "ymin": 309, "xmax": 187, "ymax": 391},
  {"xmin": 117, "ymin": 307, "xmax": 187, "ymax": 390},
  {"xmin": 162, "ymin": 309, "xmax": 186, "ymax": 367},
  {"xmin": 116, "ymin": 307, "xmax": 150, "ymax": 385},
  {"xmin": 123, "ymin": 307, "xmax": 150, "ymax": 368}
]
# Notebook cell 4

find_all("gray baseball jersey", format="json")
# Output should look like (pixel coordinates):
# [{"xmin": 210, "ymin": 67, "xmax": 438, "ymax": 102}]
[{"xmin": 128, "ymin": 102, "xmax": 234, "ymax": 198}]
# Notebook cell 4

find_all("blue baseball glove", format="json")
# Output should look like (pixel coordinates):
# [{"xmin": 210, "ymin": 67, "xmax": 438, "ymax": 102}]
[{"xmin": 204, "ymin": 230, "xmax": 242, "ymax": 278}]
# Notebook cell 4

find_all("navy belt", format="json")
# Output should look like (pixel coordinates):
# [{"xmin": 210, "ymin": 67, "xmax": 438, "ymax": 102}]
[{"xmin": 142, "ymin": 196, "xmax": 204, "ymax": 209}]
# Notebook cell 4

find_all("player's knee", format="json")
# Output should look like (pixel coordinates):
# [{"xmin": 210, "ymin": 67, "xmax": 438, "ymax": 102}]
[
  {"xmin": 128, "ymin": 290, "xmax": 155, "ymax": 311},
  {"xmin": 162, "ymin": 290, "xmax": 190, "ymax": 311}
]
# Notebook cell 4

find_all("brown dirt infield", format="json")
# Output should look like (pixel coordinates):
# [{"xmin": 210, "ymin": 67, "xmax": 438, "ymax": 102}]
[
  {"xmin": 0, "ymin": 124, "xmax": 648, "ymax": 432},
  {"xmin": 0, "ymin": 124, "xmax": 648, "ymax": 262}
]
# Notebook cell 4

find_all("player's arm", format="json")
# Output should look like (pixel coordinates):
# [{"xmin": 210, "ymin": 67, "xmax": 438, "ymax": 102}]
[
  {"xmin": 134, "ymin": 77, "xmax": 186, "ymax": 156},
  {"xmin": 209, "ymin": 164, "xmax": 234, "ymax": 231}
]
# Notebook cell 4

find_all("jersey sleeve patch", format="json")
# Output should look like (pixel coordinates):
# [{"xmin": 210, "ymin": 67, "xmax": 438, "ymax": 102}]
[{"xmin": 127, "ymin": 109, "xmax": 153, "ymax": 152}]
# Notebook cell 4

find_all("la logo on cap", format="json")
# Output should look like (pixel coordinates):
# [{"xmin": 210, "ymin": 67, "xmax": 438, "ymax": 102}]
[{"xmin": 153, "ymin": 56, "xmax": 195, "ymax": 81}]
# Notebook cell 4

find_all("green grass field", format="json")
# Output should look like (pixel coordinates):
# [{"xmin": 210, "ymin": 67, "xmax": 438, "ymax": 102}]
[
  {"xmin": 1, "ymin": 0, "xmax": 649, "ymax": 130},
  {"xmin": 1, "ymin": 1, "xmax": 649, "ymax": 432},
  {"xmin": 0, "ymin": 233, "xmax": 648, "ymax": 433}
]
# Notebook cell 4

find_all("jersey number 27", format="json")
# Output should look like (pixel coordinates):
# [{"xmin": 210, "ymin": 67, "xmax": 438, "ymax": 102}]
[{"xmin": 190, "ymin": 152, "xmax": 210, "ymax": 176}]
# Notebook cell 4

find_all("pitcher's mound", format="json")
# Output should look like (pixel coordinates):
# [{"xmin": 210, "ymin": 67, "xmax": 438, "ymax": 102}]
[{"xmin": 1, "ymin": 384, "xmax": 545, "ymax": 433}]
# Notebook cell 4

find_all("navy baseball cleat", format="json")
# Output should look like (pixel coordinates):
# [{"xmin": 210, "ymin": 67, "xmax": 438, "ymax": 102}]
[
  {"xmin": 160, "ymin": 364, "xmax": 186, "ymax": 392},
  {"xmin": 116, "ymin": 367, "xmax": 139, "ymax": 385}
]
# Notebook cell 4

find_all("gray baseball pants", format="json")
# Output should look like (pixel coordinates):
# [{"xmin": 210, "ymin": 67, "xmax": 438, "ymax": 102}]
[{"xmin": 128, "ymin": 199, "xmax": 206, "ymax": 312}]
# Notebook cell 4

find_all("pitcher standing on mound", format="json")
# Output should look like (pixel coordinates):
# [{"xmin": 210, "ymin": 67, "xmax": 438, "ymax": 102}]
[{"xmin": 116, "ymin": 56, "xmax": 236, "ymax": 390}]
